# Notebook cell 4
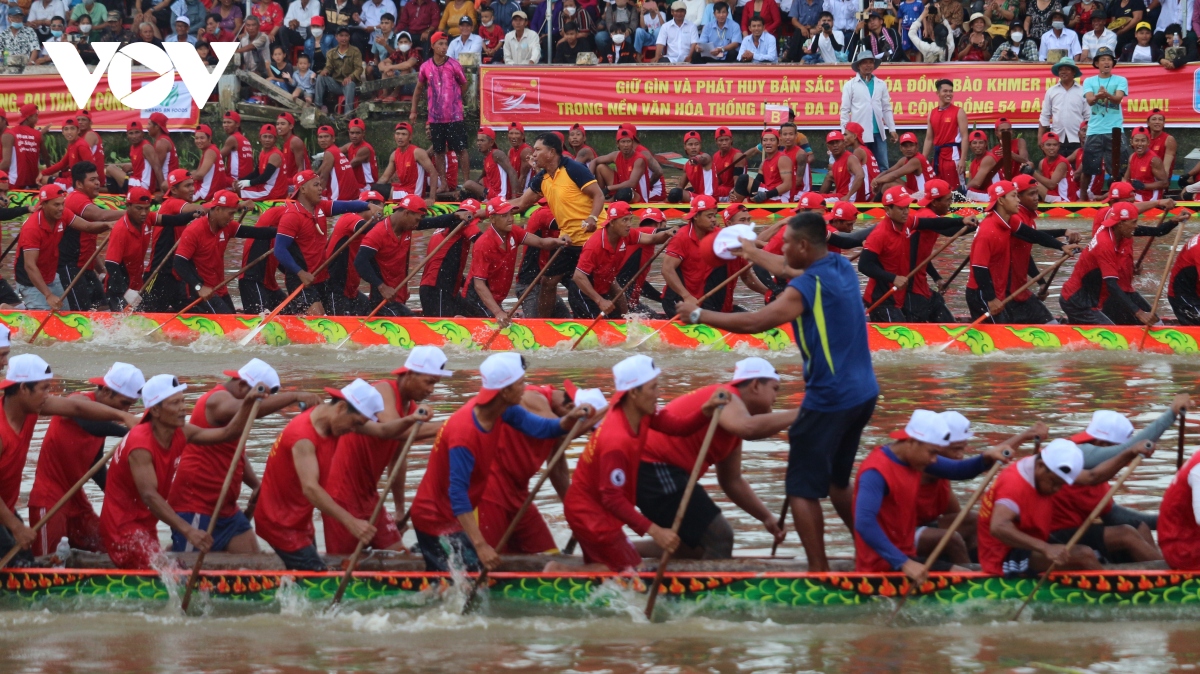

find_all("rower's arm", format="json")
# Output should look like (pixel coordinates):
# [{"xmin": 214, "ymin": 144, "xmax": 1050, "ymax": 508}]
[
  {"xmin": 502, "ymin": 405, "xmax": 569, "ymax": 438},
  {"xmin": 41, "ymin": 395, "xmax": 135, "ymax": 427},
  {"xmin": 473, "ymin": 278, "xmax": 506, "ymax": 317},
  {"xmin": 715, "ymin": 444, "xmax": 779, "ymax": 528},
  {"xmin": 241, "ymin": 453, "xmax": 260, "ymax": 489},
  {"xmin": 685, "ymin": 285, "xmax": 805, "ymax": 335},
  {"xmin": 183, "ymin": 392, "xmax": 263, "ymax": 445},
  {"xmin": 294, "ymin": 440, "xmax": 367, "ymax": 533},
  {"xmin": 1012, "ymin": 224, "xmax": 1065, "ymax": 250},
  {"xmin": 990, "ymin": 502, "xmax": 1053, "ymax": 556},
  {"xmin": 660, "ymin": 254, "xmax": 691, "ymax": 301},
  {"xmin": 1076, "ymin": 445, "xmax": 1149, "ymax": 486},
  {"xmin": 716, "ymin": 394, "xmax": 793, "ymax": 440},
  {"xmin": 572, "ymin": 268, "xmax": 607, "ymax": 306},
  {"xmin": 0, "ymin": 437, "xmax": 29, "ymax": 544},
  {"xmin": 358, "ymin": 408, "xmax": 428, "ymax": 439},
  {"xmin": 1082, "ymin": 405, "xmax": 1180, "ymax": 469},
  {"xmin": 1133, "ymin": 218, "xmax": 1182, "ymax": 238},
  {"xmin": 128, "ymin": 448, "xmax": 206, "ymax": 541},
  {"xmin": 204, "ymin": 388, "xmax": 322, "ymax": 425},
  {"xmin": 924, "ymin": 454, "xmax": 988, "ymax": 479},
  {"xmin": 448, "ymin": 445, "xmax": 493, "ymax": 545},
  {"xmin": 854, "ymin": 469, "xmax": 911, "ymax": 570},
  {"xmin": 81, "ymin": 204, "xmax": 124, "ymax": 222}
]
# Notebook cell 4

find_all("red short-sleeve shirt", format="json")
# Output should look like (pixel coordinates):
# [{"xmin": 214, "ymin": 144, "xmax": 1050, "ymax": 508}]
[
  {"xmin": 465, "ymin": 224, "xmax": 528, "ymax": 303},
  {"xmin": 174, "ymin": 217, "xmax": 241, "ymax": 293},
  {"xmin": 576, "ymin": 227, "xmax": 642, "ymax": 295}
]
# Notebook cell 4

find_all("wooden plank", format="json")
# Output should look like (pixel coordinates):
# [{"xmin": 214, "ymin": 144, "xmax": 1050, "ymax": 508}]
[{"xmin": 235, "ymin": 70, "xmax": 304, "ymax": 111}]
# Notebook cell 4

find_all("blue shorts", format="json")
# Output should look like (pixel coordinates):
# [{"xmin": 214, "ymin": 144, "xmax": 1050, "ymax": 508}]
[{"xmin": 171, "ymin": 511, "xmax": 253, "ymax": 552}]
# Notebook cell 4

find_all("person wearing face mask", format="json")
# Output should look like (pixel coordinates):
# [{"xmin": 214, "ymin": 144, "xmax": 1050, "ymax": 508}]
[
  {"xmin": 990, "ymin": 19, "xmax": 1038, "ymax": 60},
  {"xmin": 72, "ymin": 15, "xmax": 99, "ymax": 64},
  {"xmin": 602, "ymin": 21, "xmax": 637, "ymax": 61},
  {"xmin": 43, "ymin": 14, "xmax": 68, "ymax": 43},
  {"xmin": 596, "ymin": 0, "xmax": 635, "ymax": 52},
  {"xmin": 304, "ymin": 15, "xmax": 327, "ymax": 70},
  {"xmin": 477, "ymin": 6, "xmax": 505, "ymax": 63},
  {"xmin": 1038, "ymin": 9, "xmax": 1081, "ymax": 60},
  {"xmin": 555, "ymin": 0, "xmax": 593, "ymax": 46}
]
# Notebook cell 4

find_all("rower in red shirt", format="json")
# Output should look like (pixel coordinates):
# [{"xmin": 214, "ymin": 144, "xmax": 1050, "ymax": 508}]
[
  {"xmin": 591, "ymin": 128, "xmax": 657, "ymax": 203},
  {"xmin": 1169, "ymin": 231, "xmax": 1200, "ymax": 325},
  {"xmin": 60, "ymin": 161, "xmax": 125, "ymax": 312},
  {"xmin": 612, "ymin": 207, "xmax": 670, "ymax": 315},
  {"xmin": 219, "ymin": 111, "xmax": 256, "ymax": 182},
  {"xmin": 191, "ymin": 124, "xmax": 232, "ymax": 202},
  {"xmin": 869, "ymin": 132, "xmax": 937, "ymax": 196},
  {"xmin": 1007, "ymin": 174, "xmax": 1080, "ymax": 324},
  {"xmin": 1145, "ymin": 109, "xmax": 1176, "ymax": 176},
  {"xmin": 711, "ymin": 127, "xmax": 743, "ymax": 197},
  {"xmin": 37, "ymin": 119, "xmax": 90, "ymax": 189},
  {"xmin": 966, "ymin": 181, "xmax": 1020, "ymax": 322},
  {"xmin": 1, "ymin": 355, "xmax": 138, "ymax": 567},
  {"xmin": 459, "ymin": 198, "xmax": 568, "ymax": 319},
  {"xmin": 275, "ymin": 113, "xmax": 311, "ymax": 193},
  {"xmin": 568, "ymin": 123, "xmax": 597, "ymax": 166},
  {"xmin": 978, "ymin": 438, "xmax": 1151, "ymax": 577},
  {"xmin": 733, "ymin": 129, "xmax": 794, "ymax": 204},
  {"xmin": 964, "ymin": 130, "xmax": 1002, "ymax": 201},
  {"xmin": 237, "ymin": 124, "xmax": 287, "ymax": 202},
  {"xmin": 343, "ymin": 118, "xmax": 379, "ymax": 191},
  {"xmin": 237, "ymin": 202, "xmax": 286, "ymax": 315},
  {"xmin": 923, "ymin": 80, "xmax": 969, "ymax": 192},
  {"xmin": 316, "ymin": 125, "xmax": 363, "ymax": 200},
  {"xmin": 27, "ymin": 362, "xmax": 144, "ymax": 557},
  {"xmin": 256, "ymin": 379, "xmax": 429, "ymax": 571},
  {"xmin": 148, "ymin": 112, "xmax": 178, "ymax": 182},
  {"xmin": 1, "ymin": 105, "xmax": 44, "ymax": 190},
  {"xmin": 1033, "ymin": 133, "xmax": 1077, "ymax": 202},
  {"xmin": 905, "ymin": 179, "xmax": 979, "ymax": 323},
  {"xmin": 779, "ymin": 123, "xmax": 812, "ymax": 195},
  {"xmin": 477, "ymin": 382, "xmax": 602, "ymax": 554},
  {"xmin": 507, "ymin": 122, "xmax": 533, "ymax": 194},
  {"xmin": 662, "ymin": 195, "xmax": 769, "ymax": 317},
  {"xmin": 462, "ymin": 127, "xmax": 517, "ymax": 201},
  {"xmin": 1162, "ymin": 447, "xmax": 1200, "ymax": 567},
  {"xmin": 143, "ymin": 169, "xmax": 207, "ymax": 313},
  {"xmin": 844, "ymin": 123, "xmax": 880, "ymax": 202},
  {"xmin": 14, "ymin": 184, "xmax": 110, "ymax": 312},
  {"xmin": 324, "ymin": 347, "xmax": 451, "ymax": 555},
  {"xmin": 100, "ymin": 374, "xmax": 264, "ymax": 569},
  {"xmin": 819, "ymin": 131, "xmax": 864, "ymax": 201},
  {"xmin": 379, "ymin": 123, "xmax": 437, "ymax": 201},
  {"xmin": 167, "ymin": 359, "xmax": 319, "ymax": 555},
  {"xmin": 1090, "ymin": 181, "xmax": 1177, "ymax": 236},
  {"xmin": 323, "ymin": 191, "xmax": 384, "ymax": 316},
  {"xmin": 419, "ymin": 199, "xmax": 483, "ymax": 317},
  {"xmin": 105, "ymin": 121, "xmax": 161, "ymax": 194},
  {"xmin": 638, "ymin": 358, "xmax": 792, "ymax": 559},
  {"xmin": 1123, "ymin": 126, "xmax": 1169, "ymax": 202},
  {"xmin": 410, "ymin": 353, "xmax": 593, "ymax": 571},
  {"xmin": 671, "ymin": 131, "xmax": 721, "ymax": 203},
  {"xmin": 859, "ymin": 186, "xmax": 915, "ymax": 322},
  {"xmin": 569, "ymin": 201, "xmax": 673, "ymax": 319},
  {"xmin": 103, "ymin": 188, "xmax": 197, "ymax": 312},
  {"xmin": 854, "ymin": 410, "xmax": 1010, "ymax": 584},
  {"xmin": 173, "ymin": 190, "xmax": 278, "ymax": 314},
  {"xmin": 549, "ymin": 354, "xmax": 723, "ymax": 573}
]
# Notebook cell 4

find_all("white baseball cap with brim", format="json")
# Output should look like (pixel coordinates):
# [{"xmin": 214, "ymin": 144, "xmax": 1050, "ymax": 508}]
[
  {"xmin": 394, "ymin": 345, "xmax": 454, "ymax": 378},
  {"xmin": 612, "ymin": 354, "xmax": 661, "ymax": 405},
  {"xmin": 1071, "ymin": 409, "xmax": 1134, "ymax": 444},
  {"xmin": 224, "ymin": 358, "xmax": 281, "ymax": 393},
  {"xmin": 889, "ymin": 409, "xmax": 952, "ymax": 447},
  {"xmin": 0, "ymin": 354, "xmax": 53, "ymax": 388},
  {"xmin": 712, "ymin": 224, "xmax": 757, "ymax": 261},
  {"xmin": 731, "ymin": 357, "xmax": 779, "ymax": 384},
  {"xmin": 1041, "ymin": 438, "xmax": 1084, "ymax": 485},
  {"xmin": 670, "ymin": 0, "xmax": 686, "ymax": 9},
  {"xmin": 477, "ymin": 353, "xmax": 525, "ymax": 405},
  {"xmin": 940, "ymin": 411, "xmax": 974, "ymax": 443},
  {"xmin": 142, "ymin": 374, "xmax": 187, "ymax": 409},
  {"xmin": 89, "ymin": 362, "xmax": 145, "ymax": 400},
  {"xmin": 325, "ymin": 378, "xmax": 385, "ymax": 422},
  {"xmin": 563, "ymin": 379, "xmax": 608, "ymax": 412}
]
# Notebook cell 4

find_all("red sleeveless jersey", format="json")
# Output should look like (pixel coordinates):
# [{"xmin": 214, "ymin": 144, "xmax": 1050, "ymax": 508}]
[
  {"xmin": 903, "ymin": 153, "xmax": 938, "ymax": 194},
  {"xmin": 1127, "ymin": 151, "xmax": 1161, "ymax": 201},
  {"xmin": 977, "ymin": 457, "xmax": 1055, "ymax": 575},
  {"xmin": 168, "ymin": 388, "xmax": 245, "ymax": 519},
  {"xmin": 227, "ymin": 132, "xmax": 255, "ymax": 179},
  {"xmin": 928, "ymin": 105, "xmax": 962, "ymax": 163},
  {"xmin": 323, "ymin": 144, "xmax": 362, "ymax": 200},
  {"xmin": 347, "ymin": 140, "xmax": 378, "ymax": 186},
  {"xmin": 194, "ymin": 145, "xmax": 232, "ymax": 201},
  {"xmin": 156, "ymin": 134, "xmax": 179, "ymax": 173},
  {"xmin": 759, "ymin": 151, "xmax": 790, "ymax": 201},
  {"xmin": 782, "ymin": 145, "xmax": 808, "ymax": 193},
  {"xmin": 128, "ymin": 139, "xmax": 156, "ymax": 190},
  {"xmin": 328, "ymin": 380, "xmax": 415, "ymax": 512},
  {"xmin": 390, "ymin": 144, "xmax": 426, "ymax": 196},
  {"xmin": 711, "ymin": 148, "xmax": 740, "ymax": 190},
  {"xmin": 684, "ymin": 160, "xmax": 716, "ymax": 198},
  {"xmin": 254, "ymin": 409, "xmax": 339, "ymax": 552},
  {"xmin": 277, "ymin": 133, "xmax": 310, "ymax": 188},
  {"xmin": 409, "ymin": 399, "xmax": 503, "ymax": 536},
  {"xmin": 86, "ymin": 131, "xmax": 105, "ymax": 184},
  {"xmin": 644, "ymin": 384, "xmax": 740, "ymax": 476},
  {"xmin": 1148, "ymin": 131, "xmax": 1173, "ymax": 170},
  {"xmin": 1049, "ymin": 481, "xmax": 1112, "ymax": 531},
  {"xmin": 483, "ymin": 150, "xmax": 510, "ymax": 199},
  {"xmin": 241, "ymin": 147, "xmax": 287, "ymax": 201},
  {"xmin": 915, "ymin": 478, "xmax": 951, "ymax": 525},
  {"xmin": 481, "ymin": 386, "xmax": 559, "ymax": 512},
  {"xmin": 829, "ymin": 151, "xmax": 854, "ymax": 199},
  {"xmin": 99, "ymin": 423, "xmax": 186, "ymax": 544},
  {"xmin": 27, "ymin": 392, "xmax": 103, "ymax": 516},
  {"xmin": 5, "ymin": 125, "xmax": 42, "ymax": 188},
  {"xmin": 855, "ymin": 147, "xmax": 879, "ymax": 202},
  {"xmin": 853, "ymin": 447, "xmax": 920, "ymax": 572},
  {"xmin": 614, "ymin": 150, "xmax": 652, "ymax": 201},
  {"xmin": 1169, "ymin": 233, "xmax": 1200, "ymax": 299},
  {"xmin": 1159, "ymin": 451, "xmax": 1200, "ymax": 569},
  {"xmin": 0, "ymin": 407, "xmax": 38, "ymax": 511},
  {"xmin": 508, "ymin": 143, "xmax": 530, "ymax": 192},
  {"xmin": 1040, "ymin": 155, "xmax": 1076, "ymax": 201}
]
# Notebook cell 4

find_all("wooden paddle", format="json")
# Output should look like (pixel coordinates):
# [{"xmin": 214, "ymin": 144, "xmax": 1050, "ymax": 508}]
[
  {"xmin": 479, "ymin": 245, "xmax": 566, "ymax": 350},
  {"xmin": 1178, "ymin": 409, "xmax": 1187, "ymax": 471},
  {"xmin": 937, "ymin": 254, "xmax": 971, "ymax": 294},
  {"xmin": 139, "ymin": 238, "xmax": 184, "ymax": 300},
  {"xmin": 1001, "ymin": 129, "xmax": 1014, "ymax": 182},
  {"xmin": 888, "ymin": 446, "xmax": 1016, "ymax": 624},
  {"xmin": 935, "ymin": 251, "xmax": 1074, "ymax": 353},
  {"xmin": 1133, "ymin": 211, "xmax": 1171, "ymax": 275},
  {"xmin": 1011, "ymin": 449, "xmax": 1148, "ymax": 621},
  {"xmin": 0, "ymin": 436, "xmax": 122, "ymax": 568},
  {"xmin": 866, "ymin": 225, "xmax": 969, "ymax": 315},
  {"xmin": 28, "ymin": 233, "xmax": 111, "ymax": 343},
  {"xmin": 0, "ymin": 235, "xmax": 20, "ymax": 267},
  {"xmin": 239, "ymin": 213, "xmax": 383, "ymax": 347},
  {"xmin": 571, "ymin": 240, "xmax": 674, "ymax": 350},
  {"xmin": 331, "ymin": 419, "xmax": 424, "ymax": 606},
  {"xmin": 145, "ymin": 250, "xmax": 273, "ymax": 336},
  {"xmin": 634, "ymin": 267, "xmax": 752, "ymax": 349},
  {"xmin": 465, "ymin": 411, "xmax": 603, "ymax": 612},
  {"xmin": 1138, "ymin": 218, "xmax": 1187, "ymax": 350},
  {"xmin": 645, "ymin": 403, "xmax": 726, "ymax": 620},
  {"xmin": 180, "ymin": 394, "xmax": 264, "ymax": 612},
  {"xmin": 335, "ymin": 214, "xmax": 478, "ymax": 350},
  {"xmin": 769, "ymin": 499, "xmax": 788, "ymax": 558}
]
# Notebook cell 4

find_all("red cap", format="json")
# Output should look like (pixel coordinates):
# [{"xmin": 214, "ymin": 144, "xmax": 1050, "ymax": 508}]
[
  {"xmin": 1013, "ymin": 174, "xmax": 1038, "ymax": 192},
  {"xmin": 918, "ymin": 179, "xmax": 951, "ymax": 206},
  {"xmin": 638, "ymin": 207, "xmax": 665, "ymax": 224},
  {"xmin": 551, "ymin": 131, "xmax": 564, "ymax": 144},
  {"xmin": 797, "ymin": 192, "xmax": 825, "ymax": 210},
  {"xmin": 968, "ymin": 130, "xmax": 988, "ymax": 142},
  {"xmin": 1148, "ymin": 108, "xmax": 1165, "ymax": 122},
  {"xmin": 431, "ymin": 31, "xmax": 448, "ymax": 44},
  {"xmin": 1040, "ymin": 131, "xmax": 1060, "ymax": 145},
  {"xmin": 721, "ymin": 203, "xmax": 747, "ymax": 224},
  {"xmin": 18, "ymin": 103, "xmax": 37, "ymax": 120},
  {"xmin": 994, "ymin": 117, "xmax": 1010, "ymax": 131},
  {"xmin": 619, "ymin": 122, "xmax": 639, "ymax": 140},
  {"xmin": 845, "ymin": 122, "xmax": 864, "ymax": 136},
  {"xmin": 1102, "ymin": 201, "xmax": 1138, "ymax": 227},
  {"xmin": 224, "ymin": 110, "xmax": 241, "ymax": 124},
  {"xmin": 75, "ymin": 109, "xmax": 90, "ymax": 119},
  {"xmin": 277, "ymin": 112, "xmax": 295, "ymax": 125},
  {"xmin": 1105, "ymin": 182, "xmax": 1135, "ymax": 202},
  {"xmin": 395, "ymin": 121, "xmax": 413, "ymax": 133},
  {"xmin": 826, "ymin": 130, "xmax": 844, "ymax": 142},
  {"xmin": 616, "ymin": 128, "xmax": 635, "ymax": 141},
  {"xmin": 204, "ymin": 189, "xmax": 240, "ymax": 209},
  {"xmin": 508, "ymin": 121, "xmax": 524, "ymax": 132},
  {"xmin": 715, "ymin": 126, "xmax": 732, "ymax": 138},
  {"xmin": 39, "ymin": 184, "xmax": 66, "ymax": 202},
  {"xmin": 126, "ymin": 187, "xmax": 153, "ymax": 205},
  {"xmin": 898, "ymin": 132, "xmax": 919, "ymax": 145},
  {"xmin": 1132, "ymin": 125, "xmax": 1150, "ymax": 138},
  {"xmin": 458, "ymin": 198, "xmax": 482, "ymax": 216},
  {"xmin": 486, "ymin": 197, "xmax": 515, "ymax": 215},
  {"xmin": 167, "ymin": 168, "xmax": 191, "ymax": 189},
  {"xmin": 986, "ymin": 180, "xmax": 1016, "ymax": 211},
  {"xmin": 685, "ymin": 194, "xmax": 717, "ymax": 219},
  {"xmin": 260, "ymin": 124, "xmax": 277, "ymax": 137},
  {"xmin": 317, "ymin": 125, "xmax": 336, "ymax": 136},
  {"xmin": 761, "ymin": 128, "xmax": 779, "ymax": 140},
  {"xmin": 360, "ymin": 189, "xmax": 385, "ymax": 202},
  {"xmin": 606, "ymin": 201, "xmax": 633, "ymax": 219},
  {"xmin": 347, "ymin": 118, "xmax": 366, "ymax": 130},
  {"xmin": 195, "ymin": 123, "xmax": 212, "ymax": 137},
  {"xmin": 479, "ymin": 127, "xmax": 496, "ymax": 141},
  {"xmin": 0, "ymin": 171, "xmax": 9, "ymax": 183},
  {"xmin": 292, "ymin": 169, "xmax": 319, "ymax": 187},
  {"xmin": 396, "ymin": 194, "xmax": 426, "ymax": 212},
  {"xmin": 571, "ymin": 123, "xmax": 586, "ymax": 135},
  {"xmin": 149, "ymin": 112, "xmax": 169, "ymax": 130},
  {"xmin": 126, "ymin": 121, "xmax": 142, "ymax": 132},
  {"xmin": 683, "ymin": 130, "xmax": 702, "ymax": 143},
  {"xmin": 60, "ymin": 119, "xmax": 78, "ymax": 129},
  {"xmin": 825, "ymin": 201, "xmax": 857, "ymax": 222},
  {"xmin": 310, "ymin": 15, "xmax": 325, "ymax": 25},
  {"xmin": 882, "ymin": 185, "xmax": 912, "ymax": 208}
]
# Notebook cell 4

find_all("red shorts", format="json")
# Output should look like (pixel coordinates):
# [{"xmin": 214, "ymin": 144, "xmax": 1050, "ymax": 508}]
[
  {"xmin": 28, "ymin": 505, "xmax": 105, "ymax": 557},
  {"xmin": 105, "ymin": 526, "xmax": 163, "ymax": 570},
  {"xmin": 478, "ymin": 498, "xmax": 558, "ymax": 554},
  {"xmin": 323, "ymin": 501, "xmax": 402, "ymax": 555},
  {"xmin": 576, "ymin": 529, "xmax": 643, "ymax": 572}
]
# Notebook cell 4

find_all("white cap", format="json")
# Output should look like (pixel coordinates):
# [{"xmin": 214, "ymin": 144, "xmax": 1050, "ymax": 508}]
[
  {"xmin": 940, "ymin": 411, "xmax": 974, "ymax": 443},
  {"xmin": 1075, "ymin": 410, "xmax": 1134, "ymax": 445},
  {"xmin": 889, "ymin": 409, "xmax": 951, "ymax": 447},
  {"xmin": 573, "ymin": 387, "xmax": 608, "ymax": 412},
  {"xmin": 671, "ymin": 0, "xmax": 686, "ymax": 9},
  {"xmin": 225, "ymin": 358, "xmax": 281, "ymax": 392},
  {"xmin": 730, "ymin": 357, "xmax": 779, "ymax": 384},
  {"xmin": 1041, "ymin": 438, "xmax": 1084, "ymax": 485},
  {"xmin": 175, "ymin": 14, "xmax": 190, "ymax": 25},
  {"xmin": 89, "ymin": 362, "xmax": 145, "ymax": 400},
  {"xmin": 328, "ymin": 378, "xmax": 384, "ymax": 422},
  {"xmin": 712, "ymin": 224, "xmax": 757, "ymax": 260},
  {"xmin": 0, "ymin": 324, "xmax": 10, "ymax": 348},
  {"xmin": 0, "ymin": 353, "xmax": 52, "ymax": 388},
  {"xmin": 396, "ymin": 346, "xmax": 454, "ymax": 378},
  {"xmin": 142, "ymin": 374, "xmax": 187, "ymax": 408},
  {"xmin": 478, "ymin": 353, "xmax": 525, "ymax": 405},
  {"xmin": 613, "ymin": 354, "xmax": 661, "ymax": 393}
]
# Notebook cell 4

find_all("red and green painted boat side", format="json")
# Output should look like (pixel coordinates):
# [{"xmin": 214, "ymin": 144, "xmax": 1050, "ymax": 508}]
[
  {"xmin": 1, "ymin": 311, "xmax": 1199, "ymax": 355},
  {"xmin": 3, "ymin": 569, "xmax": 1200, "ymax": 612}
]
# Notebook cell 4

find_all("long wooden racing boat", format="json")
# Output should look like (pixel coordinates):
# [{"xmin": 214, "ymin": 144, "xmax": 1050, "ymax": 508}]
[{"xmin": 2, "ymin": 310, "xmax": 1199, "ymax": 355}]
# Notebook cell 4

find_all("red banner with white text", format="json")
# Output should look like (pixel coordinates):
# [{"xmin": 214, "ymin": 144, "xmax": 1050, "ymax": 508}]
[
  {"xmin": 0, "ymin": 73, "xmax": 201, "ymax": 132},
  {"xmin": 480, "ymin": 63, "xmax": 1199, "ymax": 130}
]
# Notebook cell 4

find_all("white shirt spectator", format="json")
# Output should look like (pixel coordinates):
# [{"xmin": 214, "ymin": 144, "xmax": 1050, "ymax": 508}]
[
  {"xmin": 737, "ymin": 30, "xmax": 777, "ymax": 61},
  {"xmin": 839, "ymin": 72, "xmax": 895, "ymax": 142},
  {"xmin": 824, "ymin": 0, "xmax": 857, "ymax": 32},
  {"xmin": 655, "ymin": 17, "xmax": 697, "ymax": 62},
  {"xmin": 284, "ymin": 0, "xmax": 322, "ymax": 29},
  {"xmin": 360, "ymin": 0, "xmax": 397, "ymax": 29},
  {"xmin": 682, "ymin": 0, "xmax": 705, "ymax": 25},
  {"xmin": 1156, "ymin": 0, "xmax": 1181, "ymax": 32},
  {"xmin": 26, "ymin": 0, "xmax": 69, "ymax": 23},
  {"xmin": 447, "ymin": 32, "xmax": 483, "ymax": 59},
  {"xmin": 504, "ymin": 27, "xmax": 541, "ymax": 63},
  {"xmin": 1038, "ymin": 27, "xmax": 1081, "ymax": 61},
  {"xmin": 809, "ymin": 28, "xmax": 844, "ymax": 62},
  {"xmin": 1080, "ymin": 27, "xmax": 1116, "ymax": 61},
  {"xmin": 907, "ymin": 18, "xmax": 953, "ymax": 62},
  {"xmin": 1039, "ymin": 79, "xmax": 1090, "ymax": 143}
]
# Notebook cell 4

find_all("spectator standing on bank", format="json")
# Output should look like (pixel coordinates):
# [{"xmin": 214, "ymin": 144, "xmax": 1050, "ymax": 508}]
[
  {"xmin": 1039, "ymin": 57, "xmax": 1089, "ymax": 157},
  {"xmin": 653, "ymin": 1, "xmax": 697, "ymax": 63},
  {"xmin": 411, "ymin": 32, "xmax": 467, "ymax": 191},
  {"xmin": 840, "ymin": 49, "xmax": 897, "ymax": 171},
  {"xmin": 1080, "ymin": 46, "xmax": 1127, "ymax": 199},
  {"xmin": 503, "ymin": 10, "xmax": 540, "ymax": 63}
]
